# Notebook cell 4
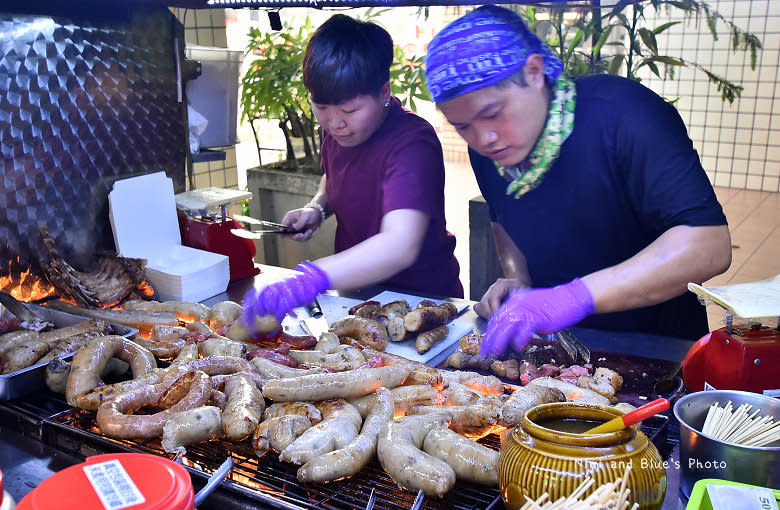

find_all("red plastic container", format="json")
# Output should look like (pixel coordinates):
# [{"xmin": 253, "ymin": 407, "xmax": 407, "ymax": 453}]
[{"xmin": 16, "ymin": 453, "xmax": 193, "ymax": 510}]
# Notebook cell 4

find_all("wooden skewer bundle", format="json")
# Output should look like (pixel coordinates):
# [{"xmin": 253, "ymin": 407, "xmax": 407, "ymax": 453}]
[
  {"xmin": 701, "ymin": 400, "xmax": 780, "ymax": 447},
  {"xmin": 518, "ymin": 465, "xmax": 639, "ymax": 510}
]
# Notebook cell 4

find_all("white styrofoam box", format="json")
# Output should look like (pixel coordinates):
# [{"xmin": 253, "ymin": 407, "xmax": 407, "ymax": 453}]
[
  {"xmin": 109, "ymin": 171, "xmax": 229, "ymax": 303},
  {"xmin": 185, "ymin": 45, "xmax": 243, "ymax": 148},
  {"xmin": 109, "ymin": 172, "xmax": 182, "ymax": 255},
  {"xmin": 145, "ymin": 245, "xmax": 229, "ymax": 303}
]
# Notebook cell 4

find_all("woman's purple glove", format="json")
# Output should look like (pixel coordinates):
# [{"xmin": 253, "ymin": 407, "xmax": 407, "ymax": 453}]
[
  {"xmin": 481, "ymin": 278, "xmax": 595, "ymax": 357},
  {"xmin": 241, "ymin": 261, "xmax": 330, "ymax": 333}
]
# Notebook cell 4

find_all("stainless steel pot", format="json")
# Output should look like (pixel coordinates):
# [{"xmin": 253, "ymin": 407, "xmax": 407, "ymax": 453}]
[{"xmin": 673, "ymin": 389, "xmax": 780, "ymax": 497}]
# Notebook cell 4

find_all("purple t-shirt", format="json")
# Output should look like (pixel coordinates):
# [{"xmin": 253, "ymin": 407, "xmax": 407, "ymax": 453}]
[{"xmin": 322, "ymin": 96, "xmax": 463, "ymax": 298}]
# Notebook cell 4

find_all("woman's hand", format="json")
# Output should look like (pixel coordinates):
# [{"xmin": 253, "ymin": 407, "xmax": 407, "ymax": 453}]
[
  {"xmin": 474, "ymin": 278, "xmax": 528, "ymax": 319},
  {"xmin": 241, "ymin": 261, "xmax": 330, "ymax": 333},
  {"xmin": 282, "ymin": 207, "xmax": 322, "ymax": 241}
]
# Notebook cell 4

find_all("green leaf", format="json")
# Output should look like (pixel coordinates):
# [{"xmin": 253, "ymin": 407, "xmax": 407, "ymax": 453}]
[
  {"xmin": 638, "ymin": 28, "xmax": 659, "ymax": 55},
  {"xmin": 653, "ymin": 21, "xmax": 682, "ymax": 35},
  {"xmin": 652, "ymin": 55, "xmax": 685, "ymax": 66},
  {"xmin": 565, "ymin": 29, "xmax": 585, "ymax": 64},
  {"xmin": 637, "ymin": 59, "xmax": 662, "ymax": 78},
  {"xmin": 592, "ymin": 25, "xmax": 613, "ymax": 57},
  {"xmin": 607, "ymin": 55, "xmax": 624, "ymax": 75}
]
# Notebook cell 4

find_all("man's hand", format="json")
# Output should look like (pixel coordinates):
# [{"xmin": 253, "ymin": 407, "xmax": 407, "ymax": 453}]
[
  {"xmin": 481, "ymin": 278, "xmax": 595, "ymax": 357},
  {"xmin": 474, "ymin": 277, "xmax": 528, "ymax": 319},
  {"xmin": 241, "ymin": 261, "xmax": 329, "ymax": 333}
]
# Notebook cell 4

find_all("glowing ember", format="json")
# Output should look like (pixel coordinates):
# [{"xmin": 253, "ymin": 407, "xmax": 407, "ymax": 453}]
[{"xmin": 0, "ymin": 256, "xmax": 57, "ymax": 302}]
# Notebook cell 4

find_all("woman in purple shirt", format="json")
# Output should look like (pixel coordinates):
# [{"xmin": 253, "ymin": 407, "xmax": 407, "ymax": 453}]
[{"xmin": 242, "ymin": 14, "xmax": 462, "ymax": 327}]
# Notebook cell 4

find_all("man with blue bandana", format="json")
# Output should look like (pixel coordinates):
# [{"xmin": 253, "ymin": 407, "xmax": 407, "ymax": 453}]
[{"xmin": 425, "ymin": 5, "xmax": 731, "ymax": 357}]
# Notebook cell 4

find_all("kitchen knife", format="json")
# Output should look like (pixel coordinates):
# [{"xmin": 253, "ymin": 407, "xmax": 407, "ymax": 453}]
[{"xmin": 303, "ymin": 297, "xmax": 329, "ymax": 337}]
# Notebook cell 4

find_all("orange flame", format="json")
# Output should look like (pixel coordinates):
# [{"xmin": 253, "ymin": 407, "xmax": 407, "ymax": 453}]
[{"xmin": 0, "ymin": 256, "xmax": 57, "ymax": 302}]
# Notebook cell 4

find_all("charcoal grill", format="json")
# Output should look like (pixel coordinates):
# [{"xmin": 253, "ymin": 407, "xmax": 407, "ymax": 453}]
[{"xmin": 1, "ymin": 387, "xmax": 676, "ymax": 510}]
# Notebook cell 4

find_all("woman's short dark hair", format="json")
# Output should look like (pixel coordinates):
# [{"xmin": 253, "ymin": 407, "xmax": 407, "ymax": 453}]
[{"xmin": 303, "ymin": 14, "xmax": 393, "ymax": 105}]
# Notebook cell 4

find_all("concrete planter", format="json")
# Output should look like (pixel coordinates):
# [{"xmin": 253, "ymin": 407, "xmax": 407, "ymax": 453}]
[{"xmin": 246, "ymin": 165, "xmax": 335, "ymax": 269}]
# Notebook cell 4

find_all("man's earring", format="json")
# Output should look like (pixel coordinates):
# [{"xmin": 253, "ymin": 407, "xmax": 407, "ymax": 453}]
[{"xmin": 384, "ymin": 98, "xmax": 390, "ymax": 108}]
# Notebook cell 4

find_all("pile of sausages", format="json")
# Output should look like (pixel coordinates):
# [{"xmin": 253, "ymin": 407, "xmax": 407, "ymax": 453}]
[
  {"xmin": 342, "ymin": 299, "xmax": 459, "ymax": 354},
  {"xmin": 48, "ymin": 298, "xmax": 583, "ymax": 498}
]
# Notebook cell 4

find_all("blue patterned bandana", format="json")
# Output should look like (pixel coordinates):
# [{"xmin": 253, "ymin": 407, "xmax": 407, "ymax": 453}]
[{"xmin": 425, "ymin": 5, "xmax": 563, "ymax": 103}]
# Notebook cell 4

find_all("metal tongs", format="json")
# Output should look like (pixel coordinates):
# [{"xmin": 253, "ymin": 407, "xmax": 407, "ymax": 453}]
[
  {"xmin": 540, "ymin": 328, "xmax": 591, "ymax": 364},
  {"xmin": 230, "ymin": 214, "xmax": 301, "ymax": 239},
  {"xmin": 172, "ymin": 451, "xmax": 234, "ymax": 506},
  {"xmin": 365, "ymin": 488, "xmax": 424, "ymax": 510},
  {"xmin": 0, "ymin": 290, "xmax": 54, "ymax": 332}
]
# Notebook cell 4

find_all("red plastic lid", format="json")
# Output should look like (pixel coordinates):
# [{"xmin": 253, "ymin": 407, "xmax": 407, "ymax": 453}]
[{"xmin": 17, "ymin": 453, "xmax": 193, "ymax": 510}]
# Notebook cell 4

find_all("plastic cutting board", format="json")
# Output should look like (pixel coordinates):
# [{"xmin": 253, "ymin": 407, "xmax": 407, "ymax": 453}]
[{"xmin": 283, "ymin": 291, "xmax": 472, "ymax": 367}]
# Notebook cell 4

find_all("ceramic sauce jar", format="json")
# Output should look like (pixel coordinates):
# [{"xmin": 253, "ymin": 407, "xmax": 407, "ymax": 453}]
[{"xmin": 498, "ymin": 402, "xmax": 667, "ymax": 510}]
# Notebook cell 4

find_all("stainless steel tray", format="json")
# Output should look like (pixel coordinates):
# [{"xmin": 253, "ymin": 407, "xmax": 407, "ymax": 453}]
[{"xmin": 0, "ymin": 303, "xmax": 137, "ymax": 400}]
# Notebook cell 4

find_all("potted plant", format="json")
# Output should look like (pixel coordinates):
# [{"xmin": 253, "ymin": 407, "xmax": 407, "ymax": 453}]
[
  {"xmin": 520, "ymin": 0, "xmax": 761, "ymax": 103},
  {"xmin": 240, "ymin": 17, "xmax": 318, "ymax": 173}
]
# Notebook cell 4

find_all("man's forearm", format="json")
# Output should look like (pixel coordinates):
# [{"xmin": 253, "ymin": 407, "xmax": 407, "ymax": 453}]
[
  {"xmin": 582, "ymin": 224, "xmax": 731, "ymax": 314},
  {"xmin": 492, "ymin": 221, "xmax": 532, "ymax": 285}
]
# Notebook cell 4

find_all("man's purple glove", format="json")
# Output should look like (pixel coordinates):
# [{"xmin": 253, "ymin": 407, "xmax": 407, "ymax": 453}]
[
  {"xmin": 241, "ymin": 261, "xmax": 330, "ymax": 333},
  {"xmin": 481, "ymin": 278, "xmax": 595, "ymax": 358}
]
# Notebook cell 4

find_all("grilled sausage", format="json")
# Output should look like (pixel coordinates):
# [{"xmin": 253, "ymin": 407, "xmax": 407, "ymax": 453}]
[
  {"xmin": 161, "ymin": 405, "xmax": 223, "ymax": 453},
  {"xmin": 279, "ymin": 400, "xmax": 362, "ymax": 465},
  {"xmin": 251, "ymin": 356, "xmax": 320, "ymax": 380},
  {"xmin": 123, "ymin": 300, "xmax": 210, "ymax": 323},
  {"xmin": 66, "ymin": 336, "xmax": 156, "ymax": 408},
  {"xmin": 349, "ymin": 384, "xmax": 440, "ymax": 418},
  {"xmin": 377, "ymin": 413, "xmax": 455, "ymax": 497},
  {"xmin": 408, "ymin": 403, "xmax": 500, "ymax": 439},
  {"xmin": 440, "ymin": 370, "xmax": 504, "ymax": 395},
  {"xmin": 526, "ymin": 376, "xmax": 611, "ymax": 406},
  {"xmin": 298, "ymin": 386, "xmax": 394, "ymax": 483},
  {"xmin": 403, "ymin": 303, "xmax": 457, "ymax": 333},
  {"xmin": 222, "ymin": 374, "xmax": 265, "ymax": 440},
  {"xmin": 208, "ymin": 300, "xmax": 243, "ymax": 329},
  {"xmin": 499, "ymin": 384, "xmax": 567, "ymax": 427},
  {"xmin": 416, "ymin": 325, "xmax": 449, "ymax": 354},
  {"xmin": 198, "ymin": 336, "xmax": 247, "ymax": 358},
  {"xmin": 422, "ymin": 428, "xmax": 499, "ymax": 486},
  {"xmin": 96, "ymin": 370, "xmax": 211, "ymax": 439},
  {"xmin": 328, "ymin": 317, "xmax": 388, "ymax": 351},
  {"xmin": 287, "ymin": 345, "xmax": 365, "ymax": 372},
  {"xmin": 252, "ymin": 415, "xmax": 312, "ymax": 456},
  {"xmin": 261, "ymin": 363, "xmax": 410, "ymax": 402}
]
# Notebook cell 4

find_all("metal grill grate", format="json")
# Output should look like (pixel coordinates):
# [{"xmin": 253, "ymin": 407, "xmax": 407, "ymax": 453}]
[
  {"xmin": 45, "ymin": 406, "xmax": 504, "ymax": 510},
  {"xmin": 0, "ymin": 384, "xmax": 677, "ymax": 510}
]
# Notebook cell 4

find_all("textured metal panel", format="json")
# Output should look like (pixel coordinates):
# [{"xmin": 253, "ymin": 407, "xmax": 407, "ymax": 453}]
[{"xmin": 0, "ymin": 8, "xmax": 186, "ymax": 275}]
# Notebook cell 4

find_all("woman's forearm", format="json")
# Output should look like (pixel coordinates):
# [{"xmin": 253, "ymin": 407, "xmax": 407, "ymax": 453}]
[{"xmin": 314, "ymin": 209, "xmax": 429, "ymax": 291}]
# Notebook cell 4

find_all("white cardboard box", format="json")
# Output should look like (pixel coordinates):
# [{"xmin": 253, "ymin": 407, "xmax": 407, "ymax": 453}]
[{"xmin": 108, "ymin": 172, "xmax": 229, "ymax": 302}]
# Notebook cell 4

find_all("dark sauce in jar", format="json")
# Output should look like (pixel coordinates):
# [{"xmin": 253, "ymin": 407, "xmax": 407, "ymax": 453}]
[{"xmin": 534, "ymin": 417, "xmax": 606, "ymax": 434}]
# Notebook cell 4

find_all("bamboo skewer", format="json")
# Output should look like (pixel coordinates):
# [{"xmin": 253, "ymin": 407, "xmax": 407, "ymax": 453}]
[
  {"xmin": 518, "ymin": 465, "xmax": 639, "ymax": 510},
  {"xmin": 702, "ymin": 401, "xmax": 780, "ymax": 447}
]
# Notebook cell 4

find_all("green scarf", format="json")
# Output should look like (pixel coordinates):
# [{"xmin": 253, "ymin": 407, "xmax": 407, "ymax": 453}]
[{"xmin": 499, "ymin": 75, "xmax": 576, "ymax": 198}]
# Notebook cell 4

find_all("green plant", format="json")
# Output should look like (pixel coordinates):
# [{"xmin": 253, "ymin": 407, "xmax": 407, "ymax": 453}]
[
  {"xmin": 521, "ymin": 0, "xmax": 762, "ymax": 104},
  {"xmin": 240, "ymin": 11, "xmax": 430, "ymax": 172},
  {"xmin": 241, "ymin": 17, "xmax": 317, "ymax": 171}
]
